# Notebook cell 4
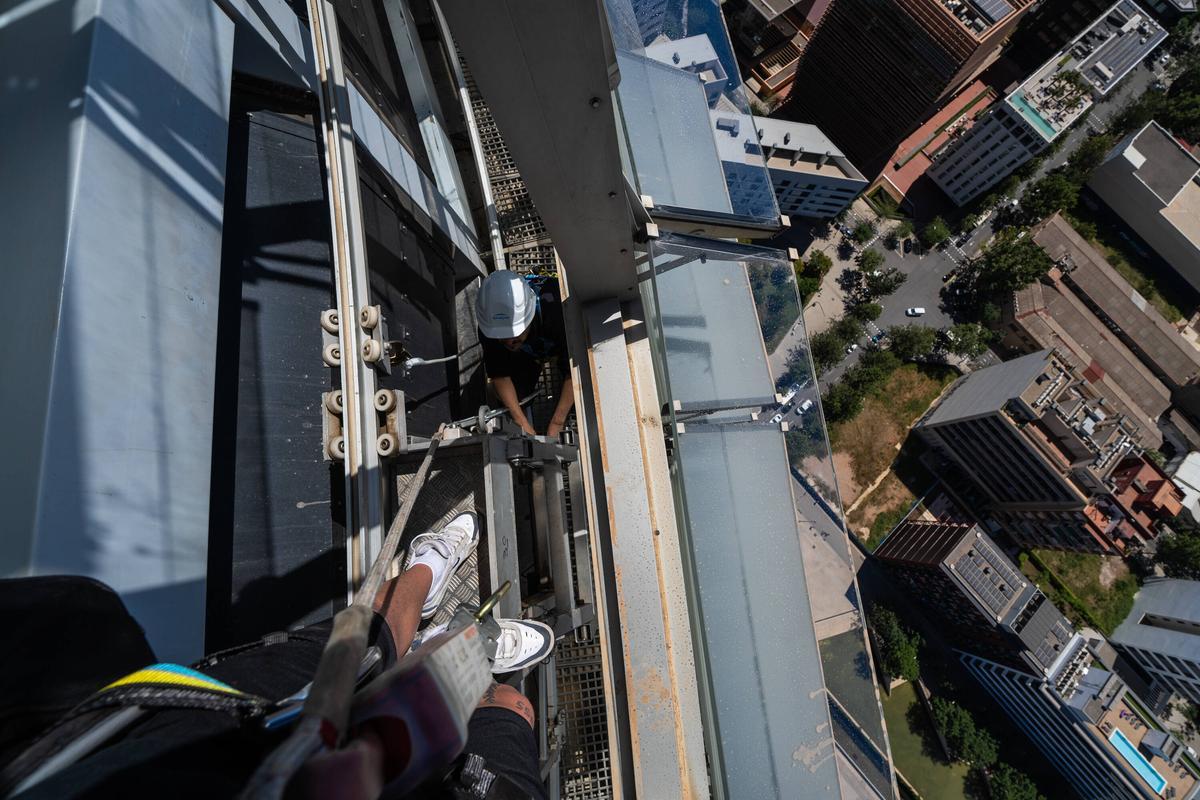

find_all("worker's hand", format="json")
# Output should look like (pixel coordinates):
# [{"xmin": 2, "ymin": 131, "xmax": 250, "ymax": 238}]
[
  {"xmin": 519, "ymin": 419, "xmax": 537, "ymax": 437},
  {"xmin": 546, "ymin": 420, "xmax": 564, "ymax": 438}
]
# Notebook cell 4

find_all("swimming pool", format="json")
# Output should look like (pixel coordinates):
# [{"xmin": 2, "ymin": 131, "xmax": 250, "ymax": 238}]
[
  {"xmin": 1109, "ymin": 728, "xmax": 1167, "ymax": 794},
  {"xmin": 1008, "ymin": 91, "xmax": 1060, "ymax": 142}
]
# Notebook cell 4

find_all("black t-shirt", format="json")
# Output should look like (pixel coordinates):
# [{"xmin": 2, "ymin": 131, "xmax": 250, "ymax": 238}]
[{"xmin": 479, "ymin": 282, "xmax": 569, "ymax": 384}]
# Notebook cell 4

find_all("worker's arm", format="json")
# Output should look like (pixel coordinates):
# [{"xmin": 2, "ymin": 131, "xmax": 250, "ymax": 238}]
[
  {"xmin": 493, "ymin": 375, "xmax": 536, "ymax": 436},
  {"xmin": 546, "ymin": 376, "xmax": 574, "ymax": 439}
]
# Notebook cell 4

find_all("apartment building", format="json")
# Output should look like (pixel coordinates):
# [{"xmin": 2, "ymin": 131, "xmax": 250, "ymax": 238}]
[
  {"xmin": 752, "ymin": 117, "xmax": 868, "ymax": 216},
  {"xmin": 917, "ymin": 350, "xmax": 1179, "ymax": 553},
  {"xmin": 1089, "ymin": 121, "xmax": 1200, "ymax": 293},
  {"xmin": 929, "ymin": 0, "xmax": 1165, "ymax": 205},
  {"xmin": 1112, "ymin": 580, "xmax": 1200, "ymax": 707},
  {"xmin": 874, "ymin": 521, "xmax": 1076, "ymax": 673},
  {"xmin": 964, "ymin": 640, "xmax": 1200, "ymax": 799},
  {"xmin": 785, "ymin": 0, "xmax": 1036, "ymax": 175}
]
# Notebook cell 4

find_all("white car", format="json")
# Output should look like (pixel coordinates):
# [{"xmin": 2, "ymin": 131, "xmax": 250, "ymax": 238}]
[
  {"xmin": 906, "ymin": 307, "xmax": 926, "ymax": 317},
  {"xmin": 770, "ymin": 412, "xmax": 784, "ymax": 424},
  {"xmin": 846, "ymin": 343, "xmax": 860, "ymax": 354},
  {"xmin": 794, "ymin": 399, "xmax": 814, "ymax": 416}
]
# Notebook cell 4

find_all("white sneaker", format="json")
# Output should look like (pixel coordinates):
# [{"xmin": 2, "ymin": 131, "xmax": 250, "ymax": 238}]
[
  {"xmin": 491, "ymin": 619, "xmax": 555, "ymax": 674},
  {"xmin": 404, "ymin": 512, "xmax": 480, "ymax": 619}
]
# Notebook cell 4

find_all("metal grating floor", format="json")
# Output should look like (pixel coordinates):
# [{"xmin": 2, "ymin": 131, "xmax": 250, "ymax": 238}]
[{"xmin": 556, "ymin": 636, "xmax": 613, "ymax": 799}]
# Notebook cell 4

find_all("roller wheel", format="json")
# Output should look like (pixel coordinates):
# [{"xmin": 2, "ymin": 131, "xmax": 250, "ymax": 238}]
[
  {"xmin": 326, "ymin": 436, "xmax": 345, "ymax": 460},
  {"xmin": 359, "ymin": 305, "xmax": 380, "ymax": 331},
  {"xmin": 377, "ymin": 433, "xmax": 398, "ymax": 456},
  {"xmin": 374, "ymin": 390, "xmax": 396, "ymax": 413},
  {"xmin": 319, "ymin": 309, "xmax": 339, "ymax": 334},
  {"xmin": 362, "ymin": 339, "xmax": 383, "ymax": 363},
  {"xmin": 322, "ymin": 343, "xmax": 342, "ymax": 366},
  {"xmin": 324, "ymin": 390, "xmax": 344, "ymax": 415}
]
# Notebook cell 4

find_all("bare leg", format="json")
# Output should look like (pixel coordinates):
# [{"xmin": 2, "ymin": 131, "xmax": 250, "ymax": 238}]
[
  {"xmin": 372, "ymin": 565, "xmax": 432, "ymax": 655},
  {"xmin": 476, "ymin": 682, "xmax": 534, "ymax": 728}
]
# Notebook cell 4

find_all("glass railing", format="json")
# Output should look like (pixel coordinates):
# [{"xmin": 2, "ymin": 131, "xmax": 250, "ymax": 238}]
[
  {"xmin": 602, "ymin": 0, "xmax": 781, "ymax": 226},
  {"xmin": 639, "ymin": 232, "xmax": 894, "ymax": 799}
]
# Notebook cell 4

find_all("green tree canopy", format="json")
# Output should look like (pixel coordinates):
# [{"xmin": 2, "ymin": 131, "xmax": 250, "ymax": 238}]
[
  {"xmin": 858, "ymin": 248, "xmax": 885, "ymax": 271},
  {"xmin": 808, "ymin": 250, "xmax": 834, "ymax": 275},
  {"xmin": 979, "ymin": 238, "xmax": 1052, "ymax": 292},
  {"xmin": 832, "ymin": 316, "xmax": 865, "ymax": 343},
  {"xmin": 1064, "ymin": 134, "xmax": 1115, "ymax": 184},
  {"xmin": 1157, "ymin": 513, "xmax": 1200, "ymax": 579},
  {"xmin": 1020, "ymin": 172, "xmax": 1079, "ymax": 221},
  {"xmin": 853, "ymin": 220, "xmax": 876, "ymax": 244},
  {"xmin": 887, "ymin": 324, "xmax": 937, "ymax": 361},
  {"xmin": 822, "ymin": 381, "xmax": 863, "ymax": 423},
  {"xmin": 849, "ymin": 302, "xmax": 883, "ymax": 323},
  {"xmin": 894, "ymin": 219, "xmax": 915, "ymax": 240},
  {"xmin": 989, "ymin": 763, "xmax": 1044, "ymax": 800},
  {"xmin": 868, "ymin": 606, "xmax": 921, "ymax": 683},
  {"xmin": 865, "ymin": 267, "xmax": 906, "ymax": 298},
  {"xmin": 809, "ymin": 331, "xmax": 844, "ymax": 373},
  {"xmin": 921, "ymin": 216, "xmax": 951, "ymax": 247},
  {"xmin": 931, "ymin": 697, "xmax": 999, "ymax": 767},
  {"xmin": 944, "ymin": 322, "xmax": 992, "ymax": 359}
]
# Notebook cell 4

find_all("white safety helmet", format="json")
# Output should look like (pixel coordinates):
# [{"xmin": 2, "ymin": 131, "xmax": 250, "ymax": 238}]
[{"xmin": 476, "ymin": 271, "xmax": 538, "ymax": 339}]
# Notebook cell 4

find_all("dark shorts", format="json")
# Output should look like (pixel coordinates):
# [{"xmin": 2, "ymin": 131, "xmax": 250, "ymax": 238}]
[{"xmin": 1, "ymin": 577, "xmax": 544, "ymax": 800}]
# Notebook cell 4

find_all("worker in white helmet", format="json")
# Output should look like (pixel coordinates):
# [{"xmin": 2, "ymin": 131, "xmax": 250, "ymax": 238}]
[{"xmin": 475, "ymin": 272, "xmax": 573, "ymax": 438}]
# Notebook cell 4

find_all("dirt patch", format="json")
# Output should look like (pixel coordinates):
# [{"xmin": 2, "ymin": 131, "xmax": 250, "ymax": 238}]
[
  {"xmin": 833, "ymin": 406, "xmax": 900, "ymax": 487},
  {"xmin": 829, "ymin": 452, "xmax": 861, "ymax": 505},
  {"xmin": 847, "ymin": 472, "xmax": 918, "ymax": 548},
  {"xmin": 1098, "ymin": 556, "xmax": 1129, "ymax": 591}
]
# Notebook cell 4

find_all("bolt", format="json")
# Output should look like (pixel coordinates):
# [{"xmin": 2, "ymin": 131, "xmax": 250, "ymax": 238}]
[
  {"xmin": 589, "ymin": 96, "xmax": 601, "ymax": 108},
  {"xmin": 331, "ymin": 347, "xmax": 340, "ymax": 360}
]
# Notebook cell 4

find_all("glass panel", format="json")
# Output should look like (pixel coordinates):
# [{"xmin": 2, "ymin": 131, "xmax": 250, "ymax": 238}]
[
  {"xmin": 640, "ymin": 231, "xmax": 895, "ymax": 799},
  {"xmin": 603, "ymin": 0, "xmax": 780, "ymax": 225}
]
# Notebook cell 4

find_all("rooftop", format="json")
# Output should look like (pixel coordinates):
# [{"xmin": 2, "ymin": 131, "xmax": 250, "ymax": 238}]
[
  {"xmin": 922, "ymin": 349, "xmax": 1057, "ymax": 427},
  {"xmin": 1033, "ymin": 214, "xmax": 1200, "ymax": 388},
  {"xmin": 1009, "ymin": 274, "xmax": 1169, "ymax": 450},
  {"xmin": 1124, "ymin": 123, "xmax": 1200, "ymax": 205},
  {"xmin": 1004, "ymin": 0, "xmax": 1165, "ymax": 142},
  {"xmin": 1112, "ymin": 579, "xmax": 1200, "ymax": 660},
  {"xmin": 934, "ymin": 0, "xmax": 1026, "ymax": 39},
  {"xmin": 753, "ymin": 117, "xmax": 866, "ymax": 181}
]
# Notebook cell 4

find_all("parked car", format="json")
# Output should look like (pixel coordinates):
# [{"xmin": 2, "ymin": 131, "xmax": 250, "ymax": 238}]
[
  {"xmin": 770, "ymin": 412, "xmax": 784, "ymax": 424},
  {"xmin": 778, "ymin": 382, "xmax": 801, "ymax": 406},
  {"xmin": 903, "ymin": 238, "xmax": 913, "ymax": 253},
  {"xmin": 906, "ymin": 307, "xmax": 926, "ymax": 316},
  {"xmin": 846, "ymin": 343, "xmax": 860, "ymax": 354},
  {"xmin": 794, "ymin": 399, "xmax": 814, "ymax": 416}
]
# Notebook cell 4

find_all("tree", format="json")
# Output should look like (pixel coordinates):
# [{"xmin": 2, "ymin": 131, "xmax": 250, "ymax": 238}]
[
  {"xmin": 796, "ymin": 274, "xmax": 821, "ymax": 300},
  {"xmin": 944, "ymin": 322, "xmax": 992, "ymax": 359},
  {"xmin": 989, "ymin": 763, "xmax": 1044, "ymax": 800},
  {"xmin": 979, "ymin": 238, "xmax": 1052, "ymax": 292},
  {"xmin": 822, "ymin": 381, "xmax": 863, "ymax": 422},
  {"xmin": 921, "ymin": 216, "xmax": 951, "ymax": 248},
  {"xmin": 853, "ymin": 220, "xmax": 876, "ymax": 244},
  {"xmin": 858, "ymin": 248, "xmax": 885, "ymax": 271},
  {"xmin": 809, "ymin": 331, "xmax": 844, "ymax": 373},
  {"xmin": 959, "ymin": 213, "xmax": 980, "ymax": 234},
  {"xmin": 888, "ymin": 324, "xmax": 938, "ymax": 361},
  {"xmin": 864, "ymin": 267, "xmax": 906, "ymax": 298},
  {"xmin": 894, "ymin": 219, "xmax": 915, "ymax": 240},
  {"xmin": 868, "ymin": 606, "xmax": 921, "ymax": 683},
  {"xmin": 845, "ymin": 350, "xmax": 900, "ymax": 395},
  {"xmin": 808, "ymin": 250, "xmax": 834, "ymax": 275},
  {"xmin": 1020, "ymin": 172, "xmax": 1079, "ymax": 221},
  {"xmin": 931, "ymin": 697, "xmax": 999, "ymax": 767},
  {"xmin": 1064, "ymin": 134, "xmax": 1115, "ymax": 183},
  {"xmin": 1156, "ymin": 513, "xmax": 1200, "ymax": 579},
  {"xmin": 832, "ymin": 316, "xmax": 865, "ymax": 343},
  {"xmin": 849, "ymin": 302, "xmax": 883, "ymax": 323}
]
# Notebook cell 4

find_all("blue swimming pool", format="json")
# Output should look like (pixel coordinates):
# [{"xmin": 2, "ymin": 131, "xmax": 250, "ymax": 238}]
[
  {"xmin": 1008, "ymin": 91, "xmax": 1059, "ymax": 141},
  {"xmin": 1109, "ymin": 728, "xmax": 1167, "ymax": 794}
]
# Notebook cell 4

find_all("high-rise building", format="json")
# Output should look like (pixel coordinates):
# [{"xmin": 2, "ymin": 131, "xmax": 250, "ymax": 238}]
[
  {"xmin": 1088, "ymin": 121, "xmax": 1200, "ymax": 293},
  {"xmin": 964, "ymin": 642, "xmax": 1200, "ymax": 800},
  {"xmin": 874, "ymin": 520, "xmax": 1076, "ymax": 673},
  {"xmin": 916, "ymin": 350, "xmax": 1180, "ymax": 554},
  {"xmin": 751, "ymin": 117, "xmax": 867, "ymax": 217},
  {"xmin": 1112, "ymin": 579, "xmax": 1200, "ymax": 707},
  {"xmin": 784, "ymin": 0, "xmax": 1037, "ymax": 175},
  {"xmin": 929, "ymin": 1, "xmax": 1165, "ymax": 206}
]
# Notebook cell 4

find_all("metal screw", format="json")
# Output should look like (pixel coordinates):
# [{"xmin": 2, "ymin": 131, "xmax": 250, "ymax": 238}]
[{"xmin": 589, "ymin": 97, "xmax": 601, "ymax": 108}]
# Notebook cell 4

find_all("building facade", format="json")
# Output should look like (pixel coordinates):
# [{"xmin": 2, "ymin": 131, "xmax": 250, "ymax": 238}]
[
  {"xmin": 1112, "ymin": 580, "xmax": 1200, "ymax": 707},
  {"xmin": 874, "ymin": 521, "xmax": 1076, "ymax": 673},
  {"xmin": 784, "ymin": 0, "xmax": 1036, "ymax": 175},
  {"xmin": 1088, "ymin": 121, "xmax": 1200, "ymax": 293},
  {"xmin": 929, "ymin": 1, "xmax": 1165, "ymax": 206},
  {"xmin": 752, "ymin": 117, "xmax": 867, "ymax": 217},
  {"xmin": 917, "ymin": 350, "xmax": 1179, "ymax": 554},
  {"xmin": 964, "ymin": 644, "xmax": 1200, "ymax": 800}
]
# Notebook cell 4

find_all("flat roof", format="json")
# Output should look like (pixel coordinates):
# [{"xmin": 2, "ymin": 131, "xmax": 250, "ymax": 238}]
[
  {"xmin": 1004, "ymin": 0, "xmax": 1164, "ymax": 141},
  {"xmin": 921, "ymin": 350, "xmax": 1053, "ymax": 427},
  {"xmin": 1127, "ymin": 122, "xmax": 1200, "ymax": 204},
  {"xmin": 1010, "ymin": 276, "xmax": 1168, "ymax": 449},
  {"xmin": 1034, "ymin": 214, "xmax": 1200, "ymax": 387},
  {"xmin": 1112, "ymin": 579, "xmax": 1200, "ymax": 661}
]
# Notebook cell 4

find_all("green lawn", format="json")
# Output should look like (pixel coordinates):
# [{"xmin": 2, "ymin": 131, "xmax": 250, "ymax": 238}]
[
  {"xmin": 881, "ymin": 682, "xmax": 974, "ymax": 800},
  {"xmin": 1025, "ymin": 549, "xmax": 1139, "ymax": 635}
]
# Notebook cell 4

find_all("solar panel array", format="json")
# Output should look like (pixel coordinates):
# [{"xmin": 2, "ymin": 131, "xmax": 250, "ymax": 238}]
[
  {"xmin": 969, "ymin": 0, "xmax": 1015, "ymax": 23},
  {"xmin": 952, "ymin": 536, "xmax": 1025, "ymax": 615}
]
